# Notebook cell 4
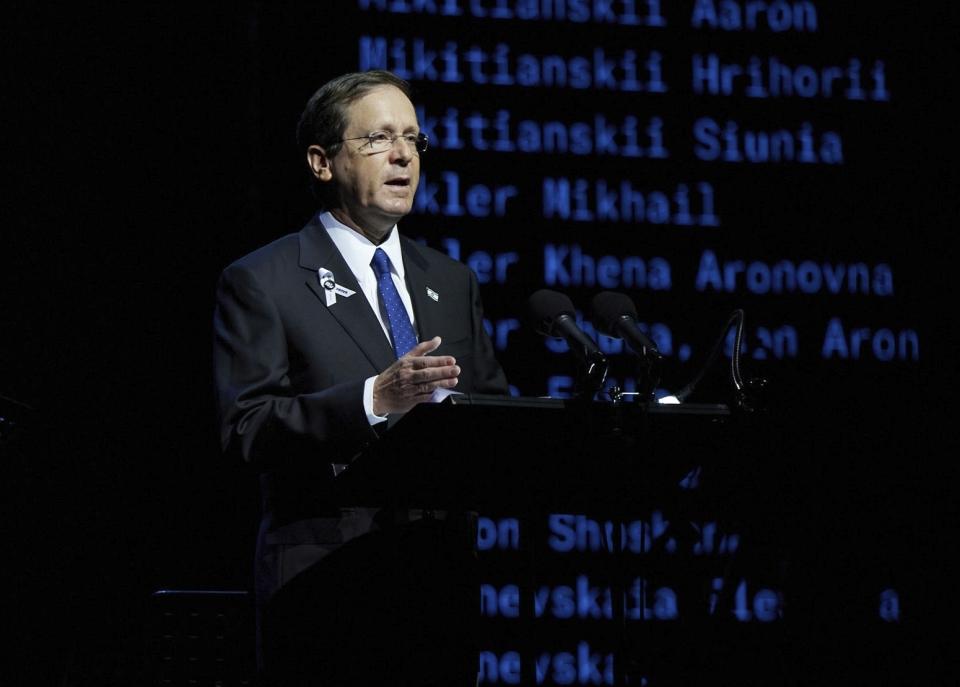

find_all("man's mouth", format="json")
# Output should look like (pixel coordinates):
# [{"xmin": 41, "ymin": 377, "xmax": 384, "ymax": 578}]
[{"xmin": 385, "ymin": 178, "xmax": 410, "ymax": 187}]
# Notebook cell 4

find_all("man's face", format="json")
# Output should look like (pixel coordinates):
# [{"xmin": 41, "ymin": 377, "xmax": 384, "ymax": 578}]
[{"xmin": 322, "ymin": 85, "xmax": 421, "ymax": 240}]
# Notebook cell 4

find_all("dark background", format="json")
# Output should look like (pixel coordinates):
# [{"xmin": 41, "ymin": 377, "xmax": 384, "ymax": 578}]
[{"xmin": 4, "ymin": 2, "xmax": 958, "ymax": 684}]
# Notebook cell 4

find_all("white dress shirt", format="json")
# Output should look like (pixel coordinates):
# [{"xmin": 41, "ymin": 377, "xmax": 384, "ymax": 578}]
[{"xmin": 319, "ymin": 211, "xmax": 418, "ymax": 424}]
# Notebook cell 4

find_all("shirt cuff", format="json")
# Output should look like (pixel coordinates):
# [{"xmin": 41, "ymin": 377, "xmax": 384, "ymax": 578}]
[{"xmin": 364, "ymin": 375, "xmax": 388, "ymax": 425}]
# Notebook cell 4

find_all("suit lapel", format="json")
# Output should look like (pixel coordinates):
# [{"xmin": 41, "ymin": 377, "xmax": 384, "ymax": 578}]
[
  {"xmin": 400, "ymin": 237, "xmax": 443, "ymax": 342},
  {"xmin": 298, "ymin": 217, "xmax": 396, "ymax": 372}
]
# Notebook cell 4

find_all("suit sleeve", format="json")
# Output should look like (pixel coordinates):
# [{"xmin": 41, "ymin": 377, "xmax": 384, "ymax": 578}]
[
  {"xmin": 467, "ymin": 269, "xmax": 510, "ymax": 395},
  {"xmin": 213, "ymin": 264, "xmax": 378, "ymax": 470}
]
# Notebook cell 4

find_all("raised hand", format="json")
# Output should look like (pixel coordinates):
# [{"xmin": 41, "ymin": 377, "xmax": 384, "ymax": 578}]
[{"xmin": 372, "ymin": 336, "xmax": 459, "ymax": 416}]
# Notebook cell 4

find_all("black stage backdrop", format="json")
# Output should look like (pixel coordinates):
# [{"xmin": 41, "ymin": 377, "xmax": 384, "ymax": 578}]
[{"xmin": 4, "ymin": 3, "xmax": 958, "ymax": 684}]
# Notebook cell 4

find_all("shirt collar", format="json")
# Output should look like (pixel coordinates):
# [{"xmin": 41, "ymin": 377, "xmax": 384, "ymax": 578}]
[{"xmin": 318, "ymin": 211, "xmax": 406, "ymax": 280}]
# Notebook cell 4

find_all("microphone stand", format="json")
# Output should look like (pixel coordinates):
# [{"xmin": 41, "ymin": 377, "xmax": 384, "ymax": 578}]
[
  {"xmin": 573, "ymin": 350, "xmax": 610, "ymax": 401},
  {"xmin": 634, "ymin": 350, "xmax": 662, "ymax": 403}
]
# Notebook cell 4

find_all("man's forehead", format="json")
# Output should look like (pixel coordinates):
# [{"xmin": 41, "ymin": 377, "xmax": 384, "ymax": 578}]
[{"xmin": 345, "ymin": 85, "xmax": 417, "ymax": 130}]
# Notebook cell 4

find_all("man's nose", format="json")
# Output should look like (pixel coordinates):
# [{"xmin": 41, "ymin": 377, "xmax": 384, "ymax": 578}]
[{"xmin": 390, "ymin": 138, "xmax": 416, "ymax": 163}]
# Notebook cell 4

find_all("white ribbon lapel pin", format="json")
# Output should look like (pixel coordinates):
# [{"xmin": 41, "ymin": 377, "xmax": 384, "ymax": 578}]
[{"xmin": 318, "ymin": 268, "xmax": 355, "ymax": 307}]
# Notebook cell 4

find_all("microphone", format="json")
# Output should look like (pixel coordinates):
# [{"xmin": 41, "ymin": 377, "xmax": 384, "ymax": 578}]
[
  {"xmin": 527, "ymin": 289, "xmax": 608, "ymax": 397},
  {"xmin": 591, "ymin": 291, "xmax": 662, "ymax": 400},
  {"xmin": 590, "ymin": 291, "xmax": 662, "ymax": 361}
]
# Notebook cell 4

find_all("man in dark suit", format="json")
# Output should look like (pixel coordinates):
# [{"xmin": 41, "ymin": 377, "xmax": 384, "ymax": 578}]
[{"xmin": 213, "ymin": 70, "xmax": 507, "ymax": 685}]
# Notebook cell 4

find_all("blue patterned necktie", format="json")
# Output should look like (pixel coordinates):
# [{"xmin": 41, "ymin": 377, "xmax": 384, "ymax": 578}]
[{"xmin": 371, "ymin": 248, "xmax": 418, "ymax": 358}]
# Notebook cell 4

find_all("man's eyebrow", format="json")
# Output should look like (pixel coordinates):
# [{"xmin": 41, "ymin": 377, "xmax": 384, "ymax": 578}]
[{"xmin": 372, "ymin": 124, "xmax": 420, "ymax": 132}]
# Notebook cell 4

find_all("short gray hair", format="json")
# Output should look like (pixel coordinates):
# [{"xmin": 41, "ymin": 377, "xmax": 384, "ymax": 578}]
[{"xmin": 297, "ymin": 71, "xmax": 414, "ymax": 206}]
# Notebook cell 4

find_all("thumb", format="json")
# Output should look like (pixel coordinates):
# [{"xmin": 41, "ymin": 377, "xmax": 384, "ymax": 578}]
[{"xmin": 403, "ymin": 336, "xmax": 441, "ymax": 358}]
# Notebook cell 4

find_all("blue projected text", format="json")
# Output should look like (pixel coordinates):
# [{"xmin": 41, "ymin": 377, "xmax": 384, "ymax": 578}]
[
  {"xmin": 443, "ymin": 238, "xmax": 519, "ymax": 284},
  {"xmin": 691, "ymin": 0, "xmax": 818, "ymax": 33},
  {"xmin": 543, "ymin": 180, "xmax": 719, "ymax": 226},
  {"xmin": 483, "ymin": 318, "xmax": 522, "ymax": 351},
  {"xmin": 413, "ymin": 171, "xmax": 518, "ymax": 217},
  {"xmin": 692, "ymin": 53, "xmax": 890, "ymax": 101},
  {"xmin": 695, "ymin": 250, "xmax": 894, "ymax": 296},
  {"xmin": 724, "ymin": 323, "xmax": 799, "ymax": 360},
  {"xmin": 544, "ymin": 244, "xmax": 671, "ymax": 290},
  {"xmin": 479, "ymin": 643, "xmax": 616, "ymax": 685},
  {"xmin": 821, "ymin": 317, "xmax": 919, "ymax": 361},
  {"xmin": 360, "ymin": 0, "xmax": 668, "ymax": 26},
  {"xmin": 548, "ymin": 512, "xmax": 673, "ymax": 554},
  {"xmin": 477, "ymin": 516, "xmax": 521, "ymax": 550},
  {"xmin": 360, "ymin": 36, "xmax": 668, "ymax": 92},
  {"xmin": 417, "ymin": 106, "xmax": 669, "ymax": 159},
  {"xmin": 693, "ymin": 117, "xmax": 843, "ymax": 165}
]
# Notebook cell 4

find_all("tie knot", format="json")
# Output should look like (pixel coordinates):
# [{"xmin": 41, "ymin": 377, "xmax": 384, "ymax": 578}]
[{"xmin": 371, "ymin": 248, "xmax": 391, "ymax": 278}]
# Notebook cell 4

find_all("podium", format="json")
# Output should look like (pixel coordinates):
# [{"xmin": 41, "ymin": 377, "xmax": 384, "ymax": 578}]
[
  {"xmin": 333, "ymin": 394, "xmax": 734, "ymax": 512},
  {"xmin": 329, "ymin": 395, "xmax": 747, "ymax": 686},
  {"xmin": 273, "ymin": 396, "xmax": 929, "ymax": 685}
]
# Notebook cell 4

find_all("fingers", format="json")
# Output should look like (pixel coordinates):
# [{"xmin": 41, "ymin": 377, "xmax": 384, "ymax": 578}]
[
  {"xmin": 371, "ymin": 336, "xmax": 460, "ymax": 416},
  {"xmin": 401, "ymin": 362, "xmax": 461, "ymax": 385},
  {"xmin": 404, "ymin": 336, "xmax": 456, "ymax": 371},
  {"xmin": 406, "ymin": 375, "xmax": 458, "ymax": 397},
  {"xmin": 403, "ymin": 335, "xmax": 442, "ymax": 358},
  {"xmin": 405, "ymin": 376, "xmax": 457, "ymax": 397}
]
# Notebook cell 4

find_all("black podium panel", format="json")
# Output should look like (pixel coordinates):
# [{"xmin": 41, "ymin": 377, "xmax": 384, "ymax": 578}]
[{"xmin": 333, "ymin": 396, "xmax": 734, "ymax": 512}]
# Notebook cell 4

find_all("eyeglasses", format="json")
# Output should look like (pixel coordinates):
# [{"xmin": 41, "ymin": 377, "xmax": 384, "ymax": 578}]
[{"xmin": 342, "ymin": 130, "xmax": 429, "ymax": 154}]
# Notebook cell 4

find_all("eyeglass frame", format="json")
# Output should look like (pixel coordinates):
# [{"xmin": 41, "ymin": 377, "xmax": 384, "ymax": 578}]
[{"xmin": 341, "ymin": 130, "xmax": 429, "ymax": 154}]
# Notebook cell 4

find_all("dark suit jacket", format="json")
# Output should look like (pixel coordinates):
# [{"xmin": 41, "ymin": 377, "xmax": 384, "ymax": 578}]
[{"xmin": 213, "ymin": 214, "xmax": 507, "ymax": 603}]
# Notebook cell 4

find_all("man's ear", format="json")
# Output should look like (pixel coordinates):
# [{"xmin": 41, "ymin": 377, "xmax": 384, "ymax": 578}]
[{"xmin": 307, "ymin": 145, "xmax": 333, "ymax": 182}]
